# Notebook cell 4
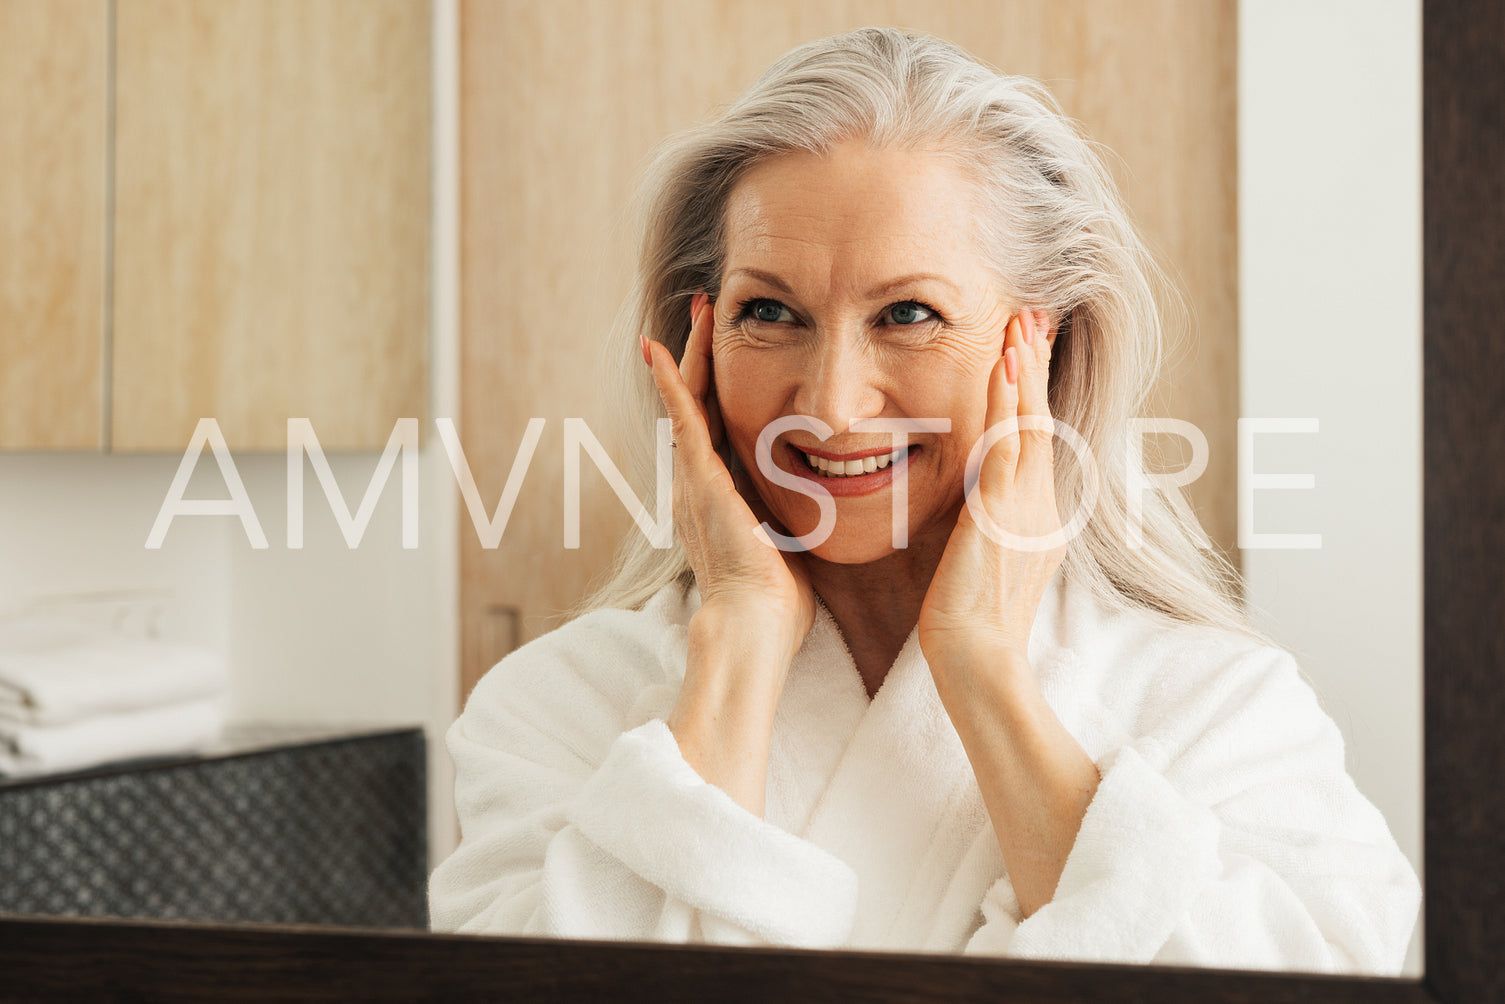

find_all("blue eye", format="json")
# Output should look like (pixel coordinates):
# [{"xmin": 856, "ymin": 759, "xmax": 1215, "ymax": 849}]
[
  {"xmin": 736, "ymin": 298, "xmax": 796, "ymax": 324},
  {"xmin": 885, "ymin": 301, "xmax": 934, "ymax": 325}
]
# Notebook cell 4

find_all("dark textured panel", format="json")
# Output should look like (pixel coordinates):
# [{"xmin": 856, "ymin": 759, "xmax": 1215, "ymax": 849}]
[
  {"xmin": 1424, "ymin": 1, "xmax": 1505, "ymax": 1003},
  {"xmin": 0, "ymin": 729, "xmax": 427, "ymax": 929}
]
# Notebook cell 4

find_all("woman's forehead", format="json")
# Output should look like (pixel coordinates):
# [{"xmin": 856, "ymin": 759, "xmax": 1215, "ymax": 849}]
[{"xmin": 721, "ymin": 143, "xmax": 988, "ymax": 294}]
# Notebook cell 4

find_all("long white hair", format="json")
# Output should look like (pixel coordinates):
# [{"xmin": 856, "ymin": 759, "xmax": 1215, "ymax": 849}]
[{"xmin": 579, "ymin": 26, "xmax": 1254, "ymax": 640}]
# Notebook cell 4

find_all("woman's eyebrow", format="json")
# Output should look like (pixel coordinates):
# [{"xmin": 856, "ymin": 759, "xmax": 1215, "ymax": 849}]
[
  {"xmin": 724, "ymin": 267, "xmax": 961, "ymax": 299},
  {"xmin": 864, "ymin": 273, "xmax": 962, "ymax": 299},
  {"xmin": 724, "ymin": 267, "xmax": 797, "ymax": 294}
]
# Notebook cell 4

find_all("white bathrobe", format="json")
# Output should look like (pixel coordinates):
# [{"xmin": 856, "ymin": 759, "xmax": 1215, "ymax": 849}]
[{"xmin": 428, "ymin": 574, "xmax": 1420, "ymax": 975}]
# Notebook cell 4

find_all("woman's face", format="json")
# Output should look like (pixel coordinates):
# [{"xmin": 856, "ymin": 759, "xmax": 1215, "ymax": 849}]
[{"xmin": 712, "ymin": 139, "xmax": 1019, "ymax": 565}]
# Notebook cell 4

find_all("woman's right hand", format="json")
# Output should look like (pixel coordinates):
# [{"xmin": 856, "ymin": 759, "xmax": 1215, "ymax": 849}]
[
  {"xmin": 643, "ymin": 292, "xmax": 816, "ymax": 662},
  {"xmin": 644, "ymin": 292, "xmax": 816, "ymax": 815}
]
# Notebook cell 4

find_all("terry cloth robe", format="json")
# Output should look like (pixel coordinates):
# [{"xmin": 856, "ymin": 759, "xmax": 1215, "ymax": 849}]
[{"xmin": 428, "ymin": 574, "xmax": 1420, "ymax": 975}]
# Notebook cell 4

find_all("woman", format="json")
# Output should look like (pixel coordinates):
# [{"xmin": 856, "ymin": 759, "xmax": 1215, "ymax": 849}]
[{"xmin": 429, "ymin": 28, "xmax": 1419, "ymax": 973}]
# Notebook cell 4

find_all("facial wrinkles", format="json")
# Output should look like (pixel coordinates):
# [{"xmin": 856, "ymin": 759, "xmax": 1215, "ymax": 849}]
[
  {"xmin": 723, "ymin": 179, "xmax": 1002, "ymax": 336},
  {"xmin": 716, "ymin": 142, "xmax": 1012, "ymax": 445},
  {"xmin": 718, "ymin": 254, "xmax": 1004, "ymax": 382}
]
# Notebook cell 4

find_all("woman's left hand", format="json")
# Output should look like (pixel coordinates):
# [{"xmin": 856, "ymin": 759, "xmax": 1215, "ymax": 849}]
[
  {"xmin": 917, "ymin": 308, "xmax": 1064, "ymax": 673},
  {"xmin": 916, "ymin": 309, "xmax": 1099, "ymax": 919}
]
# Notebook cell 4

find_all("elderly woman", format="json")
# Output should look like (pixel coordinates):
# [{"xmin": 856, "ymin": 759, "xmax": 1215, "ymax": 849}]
[{"xmin": 429, "ymin": 28, "xmax": 1419, "ymax": 973}]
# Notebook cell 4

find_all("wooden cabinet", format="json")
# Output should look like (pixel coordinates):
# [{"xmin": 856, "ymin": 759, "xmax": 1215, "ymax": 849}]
[
  {"xmin": 0, "ymin": 0, "xmax": 108, "ymax": 451},
  {"xmin": 112, "ymin": 0, "xmax": 430, "ymax": 452},
  {"xmin": 0, "ymin": 0, "xmax": 430, "ymax": 453}
]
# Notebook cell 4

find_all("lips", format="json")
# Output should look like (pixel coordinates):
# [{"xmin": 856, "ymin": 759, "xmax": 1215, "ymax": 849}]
[
  {"xmin": 780, "ymin": 442, "xmax": 919, "ymax": 498},
  {"xmin": 795, "ymin": 445, "xmax": 906, "ymax": 478}
]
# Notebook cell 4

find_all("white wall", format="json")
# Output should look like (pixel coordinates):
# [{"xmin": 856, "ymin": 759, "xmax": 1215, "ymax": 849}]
[
  {"xmin": 0, "ymin": 455, "xmax": 232, "ymax": 651},
  {"xmin": 1239, "ymin": 0, "xmax": 1423, "ymax": 976}
]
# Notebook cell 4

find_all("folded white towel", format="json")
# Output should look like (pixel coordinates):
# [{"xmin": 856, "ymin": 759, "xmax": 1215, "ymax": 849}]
[
  {"xmin": 0, "ymin": 695, "xmax": 227, "ymax": 778},
  {"xmin": 0, "ymin": 617, "xmax": 228, "ymax": 726}
]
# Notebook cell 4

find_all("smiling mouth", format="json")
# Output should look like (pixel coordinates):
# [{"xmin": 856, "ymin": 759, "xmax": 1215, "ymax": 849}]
[{"xmin": 791, "ymin": 445, "xmax": 914, "ymax": 478}]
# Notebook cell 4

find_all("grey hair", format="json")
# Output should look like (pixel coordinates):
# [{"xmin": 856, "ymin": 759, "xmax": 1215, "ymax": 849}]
[{"xmin": 578, "ymin": 26, "xmax": 1256, "ymax": 641}]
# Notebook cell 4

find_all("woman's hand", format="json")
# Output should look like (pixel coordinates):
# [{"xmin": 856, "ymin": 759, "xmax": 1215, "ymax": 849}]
[
  {"xmin": 917, "ymin": 308, "xmax": 1065, "ymax": 670},
  {"xmin": 644, "ymin": 292, "xmax": 816, "ymax": 815},
  {"xmin": 643, "ymin": 293, "xmax": 816, "ymax": 657},
  {"xmin": 916, "ymin": 308, "xmax": 1100, "ymax": 918}
]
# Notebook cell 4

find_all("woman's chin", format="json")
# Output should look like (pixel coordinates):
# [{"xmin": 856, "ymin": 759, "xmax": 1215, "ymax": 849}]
[
  {"xmin": 805, "ymin": 541, "xmax": 899, "ymax": 566},
  {"xmin": 769, "ymin": 499, "xmax": 945, "ymax": 566},
  {"xmin": 790, "ymin": 521, "xmax": 905, "ymax": 566}
]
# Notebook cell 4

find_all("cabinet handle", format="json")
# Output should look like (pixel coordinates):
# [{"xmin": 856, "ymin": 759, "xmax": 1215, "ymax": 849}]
[{"xmin": 483, "ymin": 605, "xmax": 521, "ymax": 665}]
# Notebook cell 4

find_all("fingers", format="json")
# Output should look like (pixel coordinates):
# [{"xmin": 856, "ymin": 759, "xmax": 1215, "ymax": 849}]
[
  {"xmin": 643, "ymin": 291, "xmax": 726, "ymax": 463},
  {"xmin": 981, "ymin": 318, "xmax": 1023, "ymax": 486},
  {"xmin": 979, "ymin": 309, "xmax": 1056, "ymax": 493},
  {"xmin": 645, "ymin": 335, "xmax": 717, "ymax": 469},
  {"xmin": 679, "ymin": 293, "xmax": 713, "ymax": 404},
  {"xmin": 1009, "ymin": 309, "xmax": 1055, "ymax": 482},
  {"xmin": 680, "ymin": 293, "xmax": 725, "ymax": 445},
  {"xmin": 1011, "ymin": 309, "xmax": 1052, "ymax": 417}
]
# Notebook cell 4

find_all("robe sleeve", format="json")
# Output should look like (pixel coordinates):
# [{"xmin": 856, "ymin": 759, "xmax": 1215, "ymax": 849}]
[
  {"xmin": 426, "ymin": 609, "xmax": 859, "ymax": 947},
  {"xmin": 963, "ymin": 644, "xmax": 1420, "ymax": 975}
]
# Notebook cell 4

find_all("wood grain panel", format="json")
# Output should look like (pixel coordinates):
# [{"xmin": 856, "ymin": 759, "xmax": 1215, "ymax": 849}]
[
  {"xmin": 0, "ymin": 0, "xmax": 107, "ymax": 451},
  {"xmin": 112, "ymin": 0, "xmax": 430, "ymax": 452},
  {"xmin": 460, "ymin": 0, "xmax": 1237, "ymax": 699}
]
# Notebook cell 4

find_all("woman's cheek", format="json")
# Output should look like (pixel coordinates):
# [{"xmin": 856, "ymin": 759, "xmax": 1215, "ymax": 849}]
[
  {"xmin": 925, "ymin": 380, "xmax": 990, "ymax": 472},
  {"xmin": 701, "ymin": 356, "xmax": 758, "ymax": 472},
  {"xmin": 711, "ymin": 349, "xmax": 775, "ymax": 457}
]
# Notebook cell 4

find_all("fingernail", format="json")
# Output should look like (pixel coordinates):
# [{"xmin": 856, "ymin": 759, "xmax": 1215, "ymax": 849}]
[
  {"xmin": 1023, "ymin": 314, "xmax": 1034, "ymax": 346},
  {"xmin": 1004, "ymin": 346, "xmax": 1019, "ymax": 384},
  {"xmin": 691, "ymin": 292, "xmax": 707, "ymax": 328},
  {"xmin": 640, "ymin": 333, "xmax": 651, "ymax": 367}
]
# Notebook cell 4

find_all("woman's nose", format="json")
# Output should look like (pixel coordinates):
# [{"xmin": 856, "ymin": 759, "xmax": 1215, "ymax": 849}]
[{"xmin": 792, "ymin": 334, "xmax": 886, "ymax": 433}]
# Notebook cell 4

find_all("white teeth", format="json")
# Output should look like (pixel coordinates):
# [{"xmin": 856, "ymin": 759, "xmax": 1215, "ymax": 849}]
[{"xmin": 799, "ymin": 448, "xmax": 905, "ymax": 477}]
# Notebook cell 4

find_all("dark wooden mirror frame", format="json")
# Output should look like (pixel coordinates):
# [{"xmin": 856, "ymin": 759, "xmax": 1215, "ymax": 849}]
[{"xmin": 4, "ymin": 1, "xmax": 1500, "ymax": 999}]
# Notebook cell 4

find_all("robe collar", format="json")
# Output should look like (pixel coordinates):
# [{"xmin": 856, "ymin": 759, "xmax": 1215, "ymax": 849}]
[{"xmin": 790, "ymin": 568, "xmax": 1073, "ymax": 946}]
